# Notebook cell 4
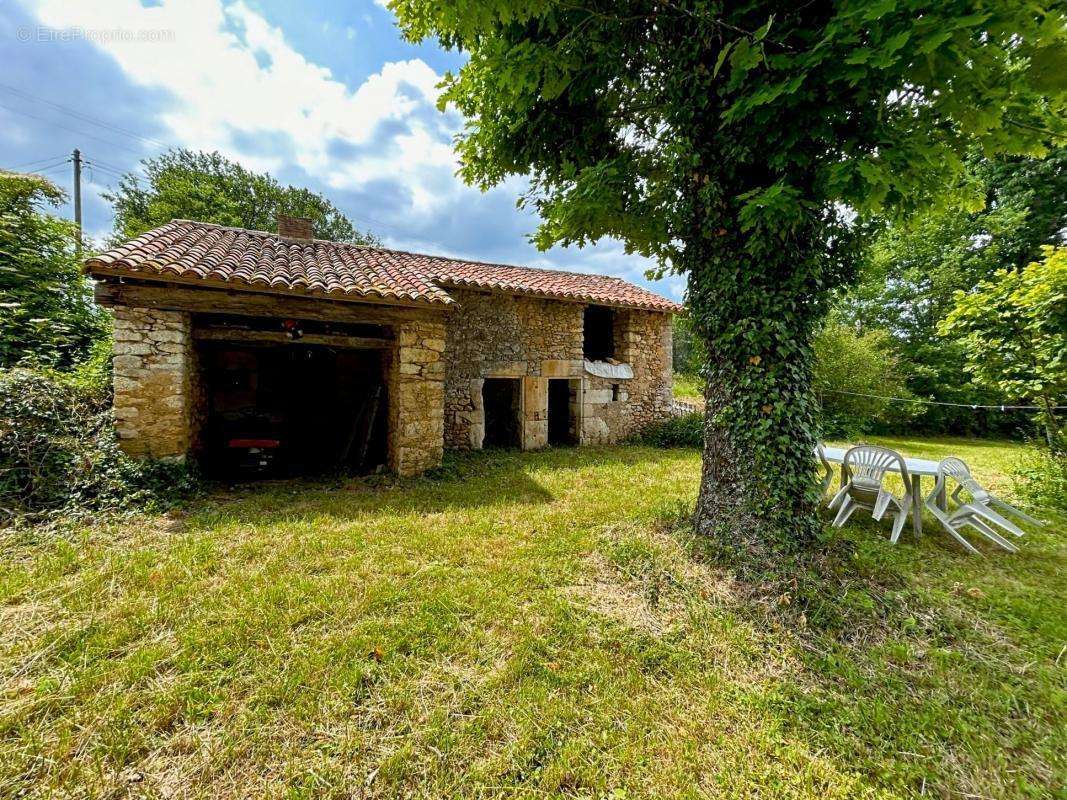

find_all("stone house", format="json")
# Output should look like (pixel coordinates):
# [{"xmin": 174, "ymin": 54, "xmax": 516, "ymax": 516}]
[{"xmin": 85, "ymin": 217, "xmax": 681, "ymax": 477}]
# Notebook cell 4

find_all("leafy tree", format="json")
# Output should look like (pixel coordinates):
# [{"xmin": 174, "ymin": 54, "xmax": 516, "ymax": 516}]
[
  {"xmin": 940, "ymin": 246, "xmax": 1067, "ymax": 445},
  {"xmin": 0, "ymin": 172, "xmax": 107, "ymax": 368},
  {"xmin": 813, "ymin": 322, "xmax": 914, "ymax": 436},
  {"xmin": 671, "ymin": 313, "xmax": 706, "ymax": 375},
  {"xmin": 392, "ymin": 0, "xmax": 1066, "ymax": 551},
  {"xmin": 837, "ymin": 149, "xmax": 1067, "ymax": 433},
  {"xmin": 105, "ymin": 149, "xmax": 379, "ymax": 245},
  {"xmin": 975, "ymin": 147, "xmax": 1067, "ymax": 270}
]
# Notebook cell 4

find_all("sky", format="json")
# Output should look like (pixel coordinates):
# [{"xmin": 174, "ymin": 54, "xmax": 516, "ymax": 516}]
[{"xmin": 1, "ymin": 0, "xmax": 685, "ymax": 301}]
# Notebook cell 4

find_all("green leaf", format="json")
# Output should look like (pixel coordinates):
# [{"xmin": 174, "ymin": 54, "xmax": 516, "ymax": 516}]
[
  {"xmin": 713, "ymin": 40, "xmax": 735, "ymax": 78},
  {"xmin": 917, "ymin": 29, "xmax": 954, "ymax": 54},
  {"xmin": 753, "ymin": 15, "xmax": 775, "ymax": 42},
  {"xmin": 861, "ymin": 0, "xmax": 897, "ymax": 21},
  {"xmin": 844, "ymin": 48, "xmax": 872, "ymax": 65}
]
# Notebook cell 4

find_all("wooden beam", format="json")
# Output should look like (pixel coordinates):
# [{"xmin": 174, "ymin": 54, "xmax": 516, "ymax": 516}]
[
  {"xmin": 94, "ymin": 280, "xmax": 449, "ymax": 325},
  {"xmin": 192, "ymin": 327, "xmax": 395, "ymax": 349}
]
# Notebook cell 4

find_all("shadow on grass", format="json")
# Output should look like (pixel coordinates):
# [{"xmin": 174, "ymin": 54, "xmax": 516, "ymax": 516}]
[
  {"xmin": 181, "ymin": 445, "xmax": 681, "ymax": 528},
  {"xmin": 654, "ymin": 504, "xmax": 1067, "ymax": 796}
]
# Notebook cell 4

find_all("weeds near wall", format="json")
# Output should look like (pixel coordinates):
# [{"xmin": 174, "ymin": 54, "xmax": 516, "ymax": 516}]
[{"xmin": 0, "ymin": 352, "xmax": 197, "ymax": 526}]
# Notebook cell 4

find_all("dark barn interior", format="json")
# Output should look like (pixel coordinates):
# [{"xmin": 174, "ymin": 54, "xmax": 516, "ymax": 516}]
[
  {"xmin": 195, "ymin": 316, "xmax": 390, "ymax": 478},
  {"xmin": 482, "ymin": 378, "xmax": 522, "ymax": 448},
  {"xmin": 548, "ymin": 378, "xmax": 578, "ymax": 445}
]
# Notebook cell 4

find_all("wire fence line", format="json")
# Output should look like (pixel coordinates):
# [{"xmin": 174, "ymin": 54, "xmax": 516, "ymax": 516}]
[{"xmin": 821, "ymin": 389, "xmax": 1066, "ymax": 412}]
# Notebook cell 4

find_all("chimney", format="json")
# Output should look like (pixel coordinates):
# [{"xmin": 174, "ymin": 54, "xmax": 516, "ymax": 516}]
[{"xmin": 277, "ymin": 215, "xmax": 314, "ymax": 239}]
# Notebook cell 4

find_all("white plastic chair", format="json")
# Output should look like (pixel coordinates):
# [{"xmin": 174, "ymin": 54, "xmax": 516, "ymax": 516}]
[
  {"xmin": 924, "ymin": 457, "xmax": 1044, "ymax": 555},
  {"xmin": 829, "ymin": 445, "xmax": 913, "ymax": 543},
  {"xmin": 815, "ymin": 444, "xmax": 834, "ymax": 497}
]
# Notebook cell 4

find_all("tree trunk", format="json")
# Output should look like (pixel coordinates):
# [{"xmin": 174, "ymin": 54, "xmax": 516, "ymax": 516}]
[
  {"xmin": 685, "ymin": 217, "xmax": 834, "ymax": 554},
  {"xmin": 1039, "ymin": 395, "xmax": 1062, "ymax": 449}
]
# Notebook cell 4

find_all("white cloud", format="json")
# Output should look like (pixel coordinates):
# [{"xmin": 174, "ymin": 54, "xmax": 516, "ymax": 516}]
[
  {"xmin": 32, "ymin": 0, "xmax": 457, "ymax": 210},
  {"xmin": 26, "ymin": 0, "xmax": 681, "ymax": 299}
]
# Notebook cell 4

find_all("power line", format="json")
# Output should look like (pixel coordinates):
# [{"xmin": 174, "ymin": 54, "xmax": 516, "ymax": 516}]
[
  {"xmin": 822, "ymin": 389, "xmax": 1066, "ymax": 412},
  {"xmin": 83, "ymin": 161, "xmax": 128, "ymax": 179},
  {"xmin": 13, "ymin": 157, "xmax": 72, "ymax": 174},
  {"xmin": 0, "ymin": 102, "xmax": 149, "ymax": 157},
  {"xmin": 36, "ymin": 163, "xmax": 73, "ymax": 177},
  {"xmin": 4, "ymin": 154, "xmax": 70, "ymax": 170},
  {"xmin": 0, "ymin": 83, "xmax": 170, "ymax": 151},
  {"xmin": 86, "ymin": 156, "xmax": 142, "ymax": 177}
]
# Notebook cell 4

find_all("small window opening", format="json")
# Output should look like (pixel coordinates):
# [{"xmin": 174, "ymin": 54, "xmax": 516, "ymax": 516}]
[
  {"xmin": 583, "ymin": 304, "xmax": 615, "ymax": 361},
  {"xmin": 611, "ymin": 383, "xmax": 620, "ymax": 402}
]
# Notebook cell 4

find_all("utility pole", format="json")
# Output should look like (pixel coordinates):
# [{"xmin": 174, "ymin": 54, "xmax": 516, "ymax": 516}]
[{"xmin": 72, "ymin": 148, "xmax": 82, "ymax": 251}]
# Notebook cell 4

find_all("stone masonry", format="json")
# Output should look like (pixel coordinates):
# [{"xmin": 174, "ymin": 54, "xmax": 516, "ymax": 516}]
[
  {"xmin": 580, "ymin": 309, "xmax": 674, "ymax": 443},
  {"xmin": 107, "ymin": 290, "xmax": 670, "ymax": 473},
  {"xmin": 442, "ymin": 288, "xmax": 673, "ymax": 449},
  {"xmin": 388, "ymin": 318, "xmax": 447, "ymax": 476},
  {"xmin": 111, "ymin": 306, "xmax": 198, "ymax": 459}
]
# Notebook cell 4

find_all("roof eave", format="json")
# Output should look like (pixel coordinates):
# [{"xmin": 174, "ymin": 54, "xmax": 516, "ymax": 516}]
[
  {"xmin": 85, "ymin": 265, "xmax": 456, "ymax": 312},
  {"xmin": 434, "ymin": 279, "xmax": 682, "ymax": 314}
]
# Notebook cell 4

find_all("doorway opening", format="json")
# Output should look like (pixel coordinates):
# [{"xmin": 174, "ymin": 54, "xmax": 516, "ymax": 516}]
[
  {"xmin": 548, "ymin": 378, "xmax": 580, "ymax": 445},
  {"xmin": 198, "ymin": 342, "xmax": 388, "ymax": 478},
  {"xmin": 482, "ymin": 378, "xmax": 522, "ymax": 448}
]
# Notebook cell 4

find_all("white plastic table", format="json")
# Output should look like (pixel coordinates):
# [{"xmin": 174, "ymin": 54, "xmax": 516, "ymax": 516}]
[{"xmin": 821, "ymin": 445, "xmax": 946, "ymax": 537}]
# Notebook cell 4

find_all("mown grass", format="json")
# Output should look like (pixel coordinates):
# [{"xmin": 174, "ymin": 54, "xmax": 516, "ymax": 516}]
[
  {"xmin": 672, "ymin": 373, "xmax": 704, "ymax": 403},
  {"xmin": 1, "ymin": 438, "xmax": 1063, "ymax": 798}
]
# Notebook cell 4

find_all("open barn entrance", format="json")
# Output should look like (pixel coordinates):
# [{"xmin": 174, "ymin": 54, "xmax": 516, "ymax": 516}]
[
  {"xmin": 482, "ymin": 378, "xmax": 522, "ymax": 448},
  {"xmin": 548, "ymin": 378, "xmax": 580, "ymax": 445},
  {"xmin": 195, "ymin": 317, "xmax": 390, "ymax": 478}
]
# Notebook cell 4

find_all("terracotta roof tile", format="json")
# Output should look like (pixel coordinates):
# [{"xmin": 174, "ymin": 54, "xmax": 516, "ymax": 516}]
[{"xmin": 85, "ymin": 219, "xmax": 681, "ymax": 313}]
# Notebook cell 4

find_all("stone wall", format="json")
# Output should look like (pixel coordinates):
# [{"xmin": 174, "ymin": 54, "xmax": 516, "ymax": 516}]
[
  {"xmin": 388, "ymin": 318, "xmax": 447, "ymax": 476},
  {"xmin": 442, "ymin": 290, "xmax": 583, "ymax": 449},
  {"xmin": 106, "ymin": 288, "xmax": 671, "ymax": 473},
  {"xmin": 442, "ymin": 288, "xmax": 673, "ymax": 449},
  {"xmin": 581, "ymin": 309, "xmax": 674, "ymax": 443},
  {"xmin": 111, "ymin": 306, "xmax": 198, "ymax": 459}
]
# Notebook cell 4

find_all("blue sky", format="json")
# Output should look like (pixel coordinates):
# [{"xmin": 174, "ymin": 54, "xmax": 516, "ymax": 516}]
[{"xmin": 2, "ymin": 0, "xmax": 684, "ymax": 301}]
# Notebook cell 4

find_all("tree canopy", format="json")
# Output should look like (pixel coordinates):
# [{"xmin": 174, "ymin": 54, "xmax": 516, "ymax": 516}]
[
  {"xmin": 105, "ymin": 149, "xmax": 379, "ymax": 245},
  {"xmin": 813, "ymin": 322, "xmax": 913, "ymax": 437},
  {"xmin": 836, "ymin": 148, "xmax": 1067, "ymax": 435},
  {"xmin": 941, "ymin": 246, "xmax": 1066, "ymax": 444},
  {"xmin": 0, "ymin": 172, "xmax": 107, "ymax": 368},
  {"xmin": 393, "ymin": 0, "xmax": 1066, "ymax": 551}
]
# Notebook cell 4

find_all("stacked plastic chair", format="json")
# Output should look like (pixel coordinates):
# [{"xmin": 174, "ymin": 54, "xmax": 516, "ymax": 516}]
[
  {"xmin": 816, "ymin": 444, "xmax": 834, "ymax": 495},
  {"xmin": 924, "ymin": 457, "xmax": 1044, "ymax": 554}
]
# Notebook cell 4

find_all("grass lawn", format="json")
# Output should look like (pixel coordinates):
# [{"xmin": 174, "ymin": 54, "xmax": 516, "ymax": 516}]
[
  {"xmin": 673, "ymin": 373, "xmax": 704, "ymax": 403},
  {"xmin": 1, "ymin": 436, "xmax": 1063, "ymax": 798}
]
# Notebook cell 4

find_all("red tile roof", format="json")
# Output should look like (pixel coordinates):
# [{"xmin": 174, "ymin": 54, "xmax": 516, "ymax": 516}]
[{"xmin": 85, "ymin": 220, "xmax": 681, "ymax": 313}]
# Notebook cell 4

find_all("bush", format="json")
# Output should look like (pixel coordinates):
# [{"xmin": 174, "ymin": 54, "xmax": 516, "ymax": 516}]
[
  {"xmin": 639, "ymin": 412, "xmax": 703, "ymax": 448},
  {"xmin": 814, "ymin": 323, "xmax": 915, "ymax": 437},
  {"xmin": 0, "ymin": 362, "xmax": 197, "ymax": 525},
  {"xmin": 1012, "ymin": 443, "xmax": 1067, "ymax": 512},
  {"xmin": 0, "ymin": 171, "xmax": 109, "ymax": 368}
]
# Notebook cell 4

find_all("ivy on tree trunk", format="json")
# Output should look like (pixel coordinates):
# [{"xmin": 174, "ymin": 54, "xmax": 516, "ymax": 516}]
[{"xmin": 685, "ymin": 179, "xmax": 833, "ymax": 548}]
